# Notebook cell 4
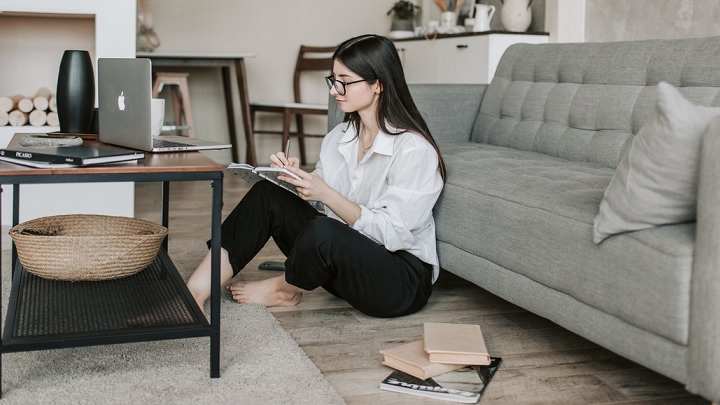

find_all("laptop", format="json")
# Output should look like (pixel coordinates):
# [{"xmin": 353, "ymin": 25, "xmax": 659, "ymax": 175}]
[{"xmin": 98, "ymin": 58, "xmax": 232, "ymax": 152}]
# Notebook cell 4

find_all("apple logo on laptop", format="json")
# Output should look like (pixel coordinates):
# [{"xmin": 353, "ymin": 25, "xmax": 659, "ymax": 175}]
[{"xmin": 118, "ymin": 91, "xmax": 126, "ymax": 111}]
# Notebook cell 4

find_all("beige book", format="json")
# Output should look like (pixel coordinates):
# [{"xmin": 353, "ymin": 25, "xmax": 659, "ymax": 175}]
[
  {"xmin": 423, "ymin": 322, "xmax": 491, "ymax": 365},
  {"xmin": 380, "ymin": 340, "xmax": 465, "ymax": 380}
]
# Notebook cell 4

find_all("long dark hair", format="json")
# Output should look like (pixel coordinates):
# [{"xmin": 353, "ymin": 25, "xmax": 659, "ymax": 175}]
[{"xmin": 333, "ymin": 34, "xmax": 446, "ymax": 181}]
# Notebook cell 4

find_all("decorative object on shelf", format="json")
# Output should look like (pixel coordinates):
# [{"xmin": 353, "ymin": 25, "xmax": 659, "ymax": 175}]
[
  {"xmin": 414, "ymin": 20, "xmax": 440, "ymax": 40},
  {"xmin": 10, "ymin": 214, "xmax": 168, "ymax": 282},
  {"xmin": 464, "ymin": 17, "xmax": 476, "ymax": 31},
  {"xmin": 56, "ymin": 50, "xmax": 95, "ymax": 134},
  {"xmin": 137, "ymin": 0, "xmax": 161, "ymax": 52},
  {"xmin": 432, "ymin": 0, "xmax": 467, "ymax": 34},
  {"xmin": 500, "ymin": 0, "xmax": 533, "ymax": 32},
  {"xmin": 440, "ymin": 11, "xmax": 458, "ymax": 28},
  {"xmin": 473, "ymin": 3, "xmax": 496, "ymax": 32},
  {"xmin": 388, "ymin": 0, "xmax": 421, "ymax": 34},
  {"xmin": 433, "ymin": 0, "xmax": 465, "ymax": 15}
]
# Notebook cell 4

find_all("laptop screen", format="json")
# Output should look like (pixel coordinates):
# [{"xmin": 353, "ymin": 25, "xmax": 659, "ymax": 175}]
[{"xmin": 98, "ymin": 58, "xmax": 153, "ymax": 151}]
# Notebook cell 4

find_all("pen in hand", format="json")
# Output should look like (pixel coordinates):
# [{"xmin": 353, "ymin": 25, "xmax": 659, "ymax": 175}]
[{"xmin": 283, "ymin": 139, "xmax": 291, "ymax": 167}]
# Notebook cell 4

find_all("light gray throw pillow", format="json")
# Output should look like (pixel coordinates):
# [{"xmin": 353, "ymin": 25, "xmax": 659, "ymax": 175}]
[{"xmin": 593, "ymin": 82, "xmax": 720, "ymax": 243}]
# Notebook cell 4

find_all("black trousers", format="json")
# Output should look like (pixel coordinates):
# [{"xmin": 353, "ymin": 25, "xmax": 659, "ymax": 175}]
[{"xmin": 216, "ymin": 180, "xmax": 433, "ymax": 318}]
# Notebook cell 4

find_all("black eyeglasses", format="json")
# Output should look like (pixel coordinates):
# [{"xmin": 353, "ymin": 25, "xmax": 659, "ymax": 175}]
[{"xmin": 325, "ymin": 76, "xmax": 368, "ymax": 95}]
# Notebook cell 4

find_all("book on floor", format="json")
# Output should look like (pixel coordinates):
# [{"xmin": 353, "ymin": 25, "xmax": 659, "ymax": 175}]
[
  {"xmin": 0, "ymin": 133, "xmax": 145, "ymax": 167},
  {"xmin": 380, "ymin": 340, "xmax": 467, "ymax": 380},
  {"xmin": 380, "ymin": 357, "xmax": 502, "ymax": 403},
  {"xmin": 424, "ymin": 323, "xmax": 491, "ymax": 365},
  {"xmin": 227, "ymin": 162, "xmax": 301, "ymax": 195}
]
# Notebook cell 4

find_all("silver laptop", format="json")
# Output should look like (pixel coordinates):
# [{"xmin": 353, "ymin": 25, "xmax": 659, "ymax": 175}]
[{"xmin": 98, "ymin": 58, "xmax": 232, "ymax": 152}]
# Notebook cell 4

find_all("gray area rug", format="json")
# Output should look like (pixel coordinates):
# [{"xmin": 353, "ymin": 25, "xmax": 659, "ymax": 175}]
[{"xmin": 0, "ymin": 238, "xmax": 344, "ymax": 404}]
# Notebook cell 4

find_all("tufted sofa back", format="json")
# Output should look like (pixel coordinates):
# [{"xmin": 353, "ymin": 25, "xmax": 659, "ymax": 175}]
[{"xmin": 473, "ymin": 36, "xmax": 720, "ymax": 169}]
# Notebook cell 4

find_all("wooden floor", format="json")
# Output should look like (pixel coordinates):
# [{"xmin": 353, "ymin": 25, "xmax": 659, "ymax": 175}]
[{"xmin": 135, "ymin": 175, "xmax": 709, "ymax": 405}]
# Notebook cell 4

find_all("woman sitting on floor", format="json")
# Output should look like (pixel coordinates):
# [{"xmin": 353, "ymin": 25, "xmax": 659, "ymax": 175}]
[{"xmin": 186, "ymin": 33, "xmax": 446, "ymax": 318}]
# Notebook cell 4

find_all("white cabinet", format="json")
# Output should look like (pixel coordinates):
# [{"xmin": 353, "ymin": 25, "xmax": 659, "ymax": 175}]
[{"xmin": 395, "ymin": 32, "xmax": 549, "ymax": 84}]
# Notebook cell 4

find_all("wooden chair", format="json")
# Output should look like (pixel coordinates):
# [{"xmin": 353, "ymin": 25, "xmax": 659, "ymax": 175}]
[
  {"xmin": 152, "ymin": 72, "xmax": 194, "ymax": 137},
  {"xmin": 249, "ymin": 45, "xmax": 336, "ymax": 165}
]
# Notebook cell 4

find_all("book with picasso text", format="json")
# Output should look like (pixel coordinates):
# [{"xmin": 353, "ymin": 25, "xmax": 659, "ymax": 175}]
[
  {"xmin": 0, "ymin": 133, "xmax": 145, "ymax": 167},
  {"xmin": 424, "ymin": 323, "xmax": 492, "ymax": 365},
  {"xmin": 380, "ymin": 357, "xmax": 502, "ymax": 404},
  {"xmin": 380, "ymin": 340, "xmax": 466, "ymax": 380}
]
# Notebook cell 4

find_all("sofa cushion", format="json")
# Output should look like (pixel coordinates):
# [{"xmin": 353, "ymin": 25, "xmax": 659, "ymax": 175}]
[
  {"xmin": 435, "ymin": 143, "xmax": 693, "ymax": 346},
  {"xmin": 473, "ymin": 37, "xmax": 720, "ymax": 170},
  {"xmin": 593, "ymin": 82, "xmax": 720, "ymax": 243}
]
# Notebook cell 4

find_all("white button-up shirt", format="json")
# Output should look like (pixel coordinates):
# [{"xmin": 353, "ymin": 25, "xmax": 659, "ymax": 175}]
[{"xmin": 314, "ymin": 122, "xmax": 444, "ymax": 282}]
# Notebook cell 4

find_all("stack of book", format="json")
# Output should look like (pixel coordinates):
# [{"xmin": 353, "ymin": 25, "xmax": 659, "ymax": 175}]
[
  {"xmin": 379, "ymin": 323, "xmax": 502, "ymax": 404},
  {"xmin": 0, "ymin": 133, "xmax": 145, "ymax": 168}
]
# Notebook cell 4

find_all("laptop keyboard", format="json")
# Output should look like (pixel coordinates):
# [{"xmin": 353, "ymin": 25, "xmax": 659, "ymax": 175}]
[{"xmin": 153, "ymin": 138, "xmax": 189, "ymax": 149}]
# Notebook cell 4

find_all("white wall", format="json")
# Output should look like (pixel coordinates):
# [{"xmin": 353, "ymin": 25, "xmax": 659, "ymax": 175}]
[
  {"xmin": 585, "ymin": 0, "xmax": 720, "ymax": 42},
  {"xmin": 545, "ymin": 0, "xmax": 585, "ymax": 43}
]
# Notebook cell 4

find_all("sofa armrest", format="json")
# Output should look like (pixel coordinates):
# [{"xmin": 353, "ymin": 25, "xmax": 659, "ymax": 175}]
[
  {"xmin": 328, "ymin": 84, "xmax": 488, "ymax": 144},
  {"xmin": 688, "ymin": 115, "xmax": 720, "ymax": 402}
]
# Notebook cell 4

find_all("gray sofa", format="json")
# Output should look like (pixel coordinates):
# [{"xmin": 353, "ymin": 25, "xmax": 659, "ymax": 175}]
[{"xmin": 329, "ymin": 36, "xmax": 720, "ymax": 402}]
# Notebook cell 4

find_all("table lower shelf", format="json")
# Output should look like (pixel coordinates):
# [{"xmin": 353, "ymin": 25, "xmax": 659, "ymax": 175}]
[{"xmin": 2, "ymin": 249, "xmax": 210, "ymax": 352}]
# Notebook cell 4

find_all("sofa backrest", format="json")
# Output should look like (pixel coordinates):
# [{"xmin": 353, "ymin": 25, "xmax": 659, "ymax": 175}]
[
  {"xmin": 474, "ymin": 36, "xmax": 720, "ymax": 169},
  {"xmin": 328, "ymin": 84, "xmax": 485, "ymax": 144}
]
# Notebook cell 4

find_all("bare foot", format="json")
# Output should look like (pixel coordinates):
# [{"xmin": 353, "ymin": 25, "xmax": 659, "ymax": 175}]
[{"xmin": 226, "ymin": 276, "xmax": 303, "ymax": 307}]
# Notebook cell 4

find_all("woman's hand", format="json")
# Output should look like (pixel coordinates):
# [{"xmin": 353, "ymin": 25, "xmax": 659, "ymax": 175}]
[
  {"xmin": 269, "ymin": 151, "xmax": 299, "ymax": 169},
  {"xmin": 281, "ymin": 166, "xmax": 362, "ymax": 225},
  {"xmin": 269, "ymin": 149, "xmax": 329, "ymax": 201},
  {"xmin": 278, "ymin": 166, "xmax": 332, "ymax": 203},
  {"xmin": 276, "ymin": 158, "xmax": 362, "ymax": 225},
  {"xmin": 270, "ymin": 150, "xmax": 361, "ymax": 224}
]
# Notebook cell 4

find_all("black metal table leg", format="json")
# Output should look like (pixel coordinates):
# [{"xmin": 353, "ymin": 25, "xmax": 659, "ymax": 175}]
[{"xmin": 210, "ymin": 177, "xmax": 222, "ymax": 378}]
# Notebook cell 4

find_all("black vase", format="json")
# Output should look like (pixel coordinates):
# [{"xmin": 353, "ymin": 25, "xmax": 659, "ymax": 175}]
[{"xmin": 56, "ymin": 50, "xmax": 95, "ymax": 133}]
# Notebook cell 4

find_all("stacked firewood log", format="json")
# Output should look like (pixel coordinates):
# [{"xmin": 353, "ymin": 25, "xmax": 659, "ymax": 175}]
[{"xmin": 0, "ymin": 87, "xmax": 59, "ymax": 127}]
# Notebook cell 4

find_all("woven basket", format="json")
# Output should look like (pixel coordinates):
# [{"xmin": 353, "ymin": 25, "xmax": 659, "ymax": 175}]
[{"xmin": 9, "ymin": 214, "xmax": 168, "ymax": 281}]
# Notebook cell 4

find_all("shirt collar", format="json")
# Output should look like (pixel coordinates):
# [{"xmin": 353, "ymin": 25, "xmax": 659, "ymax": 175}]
[
  {"xmin": 337, "ymin": 122, "xmax": 398, "ymax": 158},
  {"xmin": 373, "ymin": 130, "xmax": 395, "ymax": 156}
]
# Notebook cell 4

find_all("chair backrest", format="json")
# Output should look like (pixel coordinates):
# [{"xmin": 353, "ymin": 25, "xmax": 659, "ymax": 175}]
[{"xmin": 293, "ymin": 45, "xmax": 336, "ymax": 104}]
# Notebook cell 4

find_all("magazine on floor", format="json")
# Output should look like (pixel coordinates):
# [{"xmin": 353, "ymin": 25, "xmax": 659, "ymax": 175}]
[{"xmin": 380, "ymin": 357, "xmax": 502, "ymax": 403}]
